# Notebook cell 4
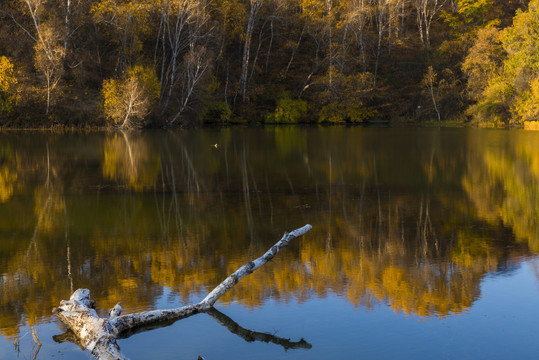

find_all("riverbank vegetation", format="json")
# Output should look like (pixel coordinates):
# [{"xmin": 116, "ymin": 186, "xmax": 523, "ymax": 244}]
[{"xmin": 0, "ymin": 0, "xmax": 537, "ymax": 128}]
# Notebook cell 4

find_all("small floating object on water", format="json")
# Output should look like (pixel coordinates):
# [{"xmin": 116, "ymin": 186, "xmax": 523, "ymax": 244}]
[{"xmin": 211, "ymin": 143, "xmax": 218, "ymax": 148}]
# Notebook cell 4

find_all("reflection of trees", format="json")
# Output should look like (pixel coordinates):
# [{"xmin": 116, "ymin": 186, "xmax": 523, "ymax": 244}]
[
  {"xmin": 0, "ymin": 143, "xmax": 18, "ymax": 203},
  {"xmin": 226, "ymin": 194, "xmax": 489, "ymax": 317},
  {"xmin": 0, "ymin": 162, "xmax": 69, "ymax": 339},
  {"xmin": 102, "ymin": 131, "xmax": 161, "ymax": 190},
  {"xmin": 0, "ymin": 165, "xmax": 17, "ymax": 202},
  {"xmin": 1, "ymin": 129, "xmax": 537, "ymax": 340},
  {"xmin": 463, "ymin": 132, "xmax": 539, "ymax": 251}
]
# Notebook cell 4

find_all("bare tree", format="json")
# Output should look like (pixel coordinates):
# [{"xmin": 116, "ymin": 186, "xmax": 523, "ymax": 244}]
[
  {"xmin": 284, "ymin": 23, "xmax": 306, "ymax": 78},
  {"xmin": 347, "ymin": 0, "xmax": 370, "ymax": 74},
  {"xmin": 239, "ymin": 0, "xmax": 265, "ymax": 103},
  {"xmin": 301, "ymin": 0, "xmax": 327, "ymax": 68},
  {"xmin": 34, "ymin": 27, "xmax": 64, "ymax": 114},
  {"xmin": 413, "ymin": 0, "xmax": 447, "ymax": 48},
  {"xmin": 154, "ymin": 0, "xmax": 214, "ymax": 126},
  {"xmin": 423, "ymin": 65, "xmax": 441, "ymax": 121},
  {"xmin": 13, "ymin": 0, "xmax": 65, "ymax": 113},
  {"xmin": 372, "ymin": 0, "xmax": 398, "ymax": 89},
  {"xmin": 165, "ymin": 45, "xmax": 212, "ymax": 127},
  {"xmin": 326, "ymin": 0, "xmax": 334, "ymax": 93},
  {"xmin": 157, "ymin": 0, "xmax": 202, "ymax": 113},
  {"xmin": 121, "ymin": 77, "xmax": 151, "ymax": 128}
]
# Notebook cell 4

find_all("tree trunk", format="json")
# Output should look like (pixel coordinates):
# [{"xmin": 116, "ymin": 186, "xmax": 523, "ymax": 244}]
[
  {"xmin": 53, "ymin": 225, "xmax": 312, "ymax": 359},
  {"xmin": 429, "ymin": 81, "xmax": 441, "ymax": 121},
  {"xmin": 46, "ymin": 76, "xmax": 51, "ymax": 115},
  {"xmin": 240, "ymin": 0, "xmax": 264, "ymax": 103},
  {"xmin": 284, "ymin": 25, "xmax": 305, "ymax": 78},
  {"xmin": 63, "ymin": 0, "xmax": 72, "ymax": 66}
]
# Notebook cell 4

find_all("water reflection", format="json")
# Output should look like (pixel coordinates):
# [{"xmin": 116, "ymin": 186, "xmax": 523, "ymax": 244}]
[
  {"xmin": 463, "ymin": 131, "xmax": 539, "ymax": 252},
  {"xmin": 0, "ymin": 128, "xmax": 538, "ymax": 341},
  {"xmin": 102, "ymin": 131, "xmax": 161, "ymax": 190}
]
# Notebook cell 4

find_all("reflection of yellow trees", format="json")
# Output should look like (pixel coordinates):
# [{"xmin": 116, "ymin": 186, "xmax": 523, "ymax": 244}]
[
  {"xmin": 107, "ymin": 191, "xmax": 498, "ymax": 318},
  {"xmin": 192, "ymin": 203, "xmax": 491, "ymax": 317},
  {"xmin": 273, "ymin": 127, "xmax": 307, "ymax": 158},
  {"xmin": 33, "ymin": 184, "xmax": 65, "ymax": 235},
  {"xmin": 464, "ymin": 132, "xmax": 539, "ymax": 251},
  {"xmin": 0, "ymin": 190, "xmax": 516, "ymax": 338},
  {"xmin": 0, "ymin": 179, "xmax": 68, "ymax": 339},
  {"xmin": 0, "ymin": 143, "xmax": 19, "ymax": 203},
  {"xmin": 372, "ymin": 263, "xmax": 479, "ymax": 317},
  {"xmin": 2, "ymin": 129, "xmax": 536, "ymax": 340},
  {"xmin": 102, "ymin": 132, "xmax": 161, "ymax": 190},
  {"xmin": 298, "ymin": 226, "xmax": 483, "ymax": 317},
  {"xmin": 0, "ymin": 165, "xmax": 17, "ymax": 202},
  {"xmin": 451, "ymin": 230, "xmax": 501, "ymax": 270}
]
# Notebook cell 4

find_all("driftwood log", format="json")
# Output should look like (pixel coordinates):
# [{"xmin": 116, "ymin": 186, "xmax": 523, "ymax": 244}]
[{"xmin": 53, "ymin": 225, "xmax": 312, "ymax": 359}]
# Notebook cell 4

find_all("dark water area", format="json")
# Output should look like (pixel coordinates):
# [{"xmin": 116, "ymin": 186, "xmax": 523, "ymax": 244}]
[{"xmin": 1, "ymin": 127, "xmax": 539, "ymax": 359}]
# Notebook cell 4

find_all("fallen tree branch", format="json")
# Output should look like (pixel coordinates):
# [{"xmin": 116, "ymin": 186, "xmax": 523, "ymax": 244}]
[
  {"xmin": 55, "ymin": 307, "xmax": 312, "ymax": 353},
  {"xmin": 53, "ymin": 224, "xmax": 312, "ymax": 359}
]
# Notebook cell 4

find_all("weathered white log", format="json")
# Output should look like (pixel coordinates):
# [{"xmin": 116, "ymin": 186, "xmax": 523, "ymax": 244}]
[
  {"xmin": 53, "ymin": 224, "xmax": 312, "ymax": 359},
  {"xmin": 53, "ymin": 289, "xmax": 124, "ymax": 360},
  {"xmin": 199, "ymin": 224, "xmax": 312, "ymax": 307},
  {"xmin": 110, "ymin": 303, "xmax": 203, "ymax": 336}
]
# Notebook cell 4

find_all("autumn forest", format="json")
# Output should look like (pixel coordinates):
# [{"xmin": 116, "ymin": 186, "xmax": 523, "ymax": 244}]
[{"xmin": 0, "ymin": 0, "xmax": 538, "ymax": 128}]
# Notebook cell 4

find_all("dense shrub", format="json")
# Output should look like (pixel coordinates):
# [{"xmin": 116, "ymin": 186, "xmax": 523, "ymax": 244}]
[{"xmin": 265, "ymin": 95, "xmax": 308, "ymax": 123}]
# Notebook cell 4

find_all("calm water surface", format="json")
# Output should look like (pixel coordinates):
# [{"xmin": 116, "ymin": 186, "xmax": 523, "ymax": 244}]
[{"xmin": 1, "ymin": 127, "xmax": 539, "ymax": 359}]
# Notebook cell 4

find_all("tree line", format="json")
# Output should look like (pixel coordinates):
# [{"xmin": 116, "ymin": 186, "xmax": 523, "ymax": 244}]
[{"xmin": 0, "ymin": 0, "xmax": 535, "ymax": 128}]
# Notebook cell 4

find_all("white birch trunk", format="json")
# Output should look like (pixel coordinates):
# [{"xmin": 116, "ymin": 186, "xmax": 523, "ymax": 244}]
[
  {"xmin": 63, "ymin": 0, "xmax": 71, "ymax": 65},
  {"xmin": 54, "ymin": 224, "xmax": 312, "ymax": 359},
  {"xmin": 240, "ymin": 0, "xmax": 263, "ymax": 103},
  {"xmin": 284, "ymin": 25, "xmax": 305, "ymax": 77}
]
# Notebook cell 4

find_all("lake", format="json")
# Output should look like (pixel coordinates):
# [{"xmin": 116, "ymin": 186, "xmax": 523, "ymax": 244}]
[{"xmin": 1, "ymin": 127, "xmax": 539, "ymax": 359}]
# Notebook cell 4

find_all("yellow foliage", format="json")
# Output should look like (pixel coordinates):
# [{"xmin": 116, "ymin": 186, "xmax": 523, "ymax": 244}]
[
  {"xmin": 513, "ymin": 78, "xmax": 539, "ymax": 122},
  {"xmin": 127, "ymin": 65, "xmax": 161, "ymax": 101},
  {"xmin": 102, "ymin": 78, "xmax": 122, "ymax": 123},
  {"xmin": 464, "ymin": 133, "xmax": 539, "ymax": 251},
  {"xmin": 102, "ymin": 65, "xmax": 160, "ymax": 127},
  {"xmin": 0, "ymin": 56, "xmax": 18, "ymax": 114},
  {"xmin": 524, "ymin": 121, "xmax": 539, "ymax": 130},
  {"xmin": 33, "ymin": 26, "xmax": 64, "ymax": 83},
  {"xmin": 212, "ymin": 0, "xmax": 246, "ymax": 40},
  {"xmin": 462, "ymin": 27, "xmax": 503, "ymax": 98},
  {"xmin": 0, "ymin": 57, "xmax": 17, "ymax": 93}
]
